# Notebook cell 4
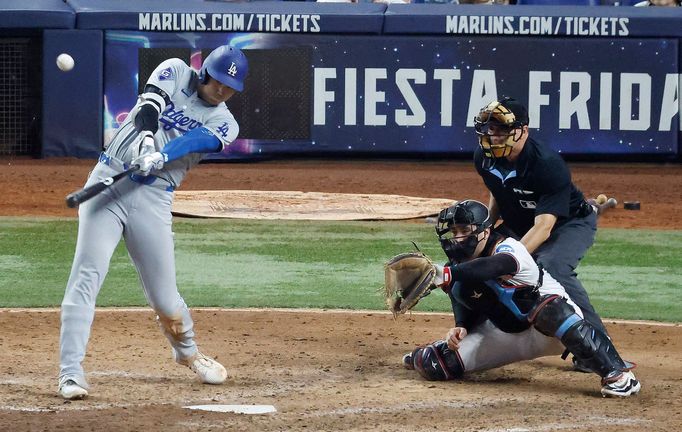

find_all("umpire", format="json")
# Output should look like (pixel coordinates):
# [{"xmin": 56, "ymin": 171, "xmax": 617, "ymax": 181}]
[{"xmin": 471, "ymin": 97, "xmax": 607, "ymax": 370}]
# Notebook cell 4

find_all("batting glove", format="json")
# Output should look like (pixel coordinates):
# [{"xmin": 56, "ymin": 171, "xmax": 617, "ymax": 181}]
[
  {"xmin": 132, "ymin": 151, "xmax": 166, "ymax": 176},
  {"xmin": 131, "ymin": 131, "xmax": 156, "ymax": 161}
]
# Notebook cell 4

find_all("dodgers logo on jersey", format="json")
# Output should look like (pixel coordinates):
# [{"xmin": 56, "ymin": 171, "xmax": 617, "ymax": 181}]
[
  {"xmin": 495, "ymin": 244, "xmax": 515, "ymax": 254},
  {"xmin": 158, "ymin": 67, "xmax": 174, "ymax": 81},
  {"xmin": 227, "ymin": 62, "xmax": 238, "ymax": 77},
  {"xmin": 216, "ymin": 122, "xmax": 230, "ymax": 138}
]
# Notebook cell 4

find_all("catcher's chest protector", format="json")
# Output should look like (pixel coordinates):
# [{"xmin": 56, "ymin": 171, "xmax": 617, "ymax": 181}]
[{"xmin": 450, "ymin": 280, "xmax": 535, "ymax": 333}]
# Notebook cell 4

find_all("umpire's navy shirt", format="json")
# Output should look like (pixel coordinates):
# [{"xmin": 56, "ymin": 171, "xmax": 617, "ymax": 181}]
[{"xmin": 474, "ymin": 137, "xmax": 586, "ymax": 237}]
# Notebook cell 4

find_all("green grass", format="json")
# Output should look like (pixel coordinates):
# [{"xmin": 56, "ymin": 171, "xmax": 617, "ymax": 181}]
[{"xmin": 0, "ymin": 217, "xmax": 680, "ymax": 322}]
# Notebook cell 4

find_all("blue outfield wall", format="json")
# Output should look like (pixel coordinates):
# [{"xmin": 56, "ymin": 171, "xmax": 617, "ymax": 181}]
[
  {"xmin": 42, "ymin": 30, "xmax": 103, "ymax": 158},
  {"xmin": 29, "ymin": 1, "xmax": 682, "ymax": 159},
  {"xmin": 0, "ymin": 0, "xmax": 74, "ymax": 29}
]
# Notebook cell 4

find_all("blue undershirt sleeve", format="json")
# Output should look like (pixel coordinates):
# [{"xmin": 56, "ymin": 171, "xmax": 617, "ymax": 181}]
[{"xmin": 160, "ymin": 127, "xmax": 222, "ymax": 163}]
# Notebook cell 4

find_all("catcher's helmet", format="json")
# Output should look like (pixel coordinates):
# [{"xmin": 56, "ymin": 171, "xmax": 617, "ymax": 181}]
[
  {"xmin": 436, "ymin": 200, "xmax": 492, "ymax": 263},
  {"xmin": 474, "ymin": 98, "xmax": 528, "ymax": 165},
  {"xmin": 199, "ymin": 45, "xmax": 248, "ymax": 92}
]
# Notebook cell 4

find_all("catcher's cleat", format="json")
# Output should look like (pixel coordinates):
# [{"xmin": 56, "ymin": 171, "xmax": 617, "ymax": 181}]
[
  {"xmin": 58, "ymin": 378, "xmax": 88, "ymax": 400},
  {"xmin": 176, "ymin": 351, "xmax": 227, "ymax": 384},
  {"xmin": 601, "ymin": 371, "xmax": 641, "ymax": 398},
  {"xmin": 402, "ymin": 352, "xmax": 415, "ymax": 370}
]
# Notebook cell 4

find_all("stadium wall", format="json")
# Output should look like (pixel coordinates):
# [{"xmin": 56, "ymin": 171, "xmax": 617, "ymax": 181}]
[{"xmin": 1, "ymin": 0, "xmax": 680, "ymax": 160}]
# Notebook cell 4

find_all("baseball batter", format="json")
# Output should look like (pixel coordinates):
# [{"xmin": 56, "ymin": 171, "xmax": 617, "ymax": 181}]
[
  {"xmin": 403, "ymin": 200, "xmax": 640, "ymax": 397},
  {"xmin": 58, "ymin": 45, "xmax": 248, "ymax": 400}
]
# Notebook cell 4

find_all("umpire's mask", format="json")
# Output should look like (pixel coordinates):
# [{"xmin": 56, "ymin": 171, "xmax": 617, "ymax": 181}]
[
  {"xmin": 474, "ymin": 98, "xmax": 528, "ymax": 168},
  {"xmin": 436, "ymin": 200, "xmax": 492, "ymax": 263}
]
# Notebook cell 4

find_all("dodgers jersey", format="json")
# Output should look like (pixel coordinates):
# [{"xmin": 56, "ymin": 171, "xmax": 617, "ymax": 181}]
[{"xmin": 105, "ymin": 58, "xmax": 239, "ymax": 187}]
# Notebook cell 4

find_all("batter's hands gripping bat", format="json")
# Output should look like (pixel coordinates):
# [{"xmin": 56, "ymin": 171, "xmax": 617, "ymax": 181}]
[{"xmin": 65, "ymin": 164, "xmax": 140, "ymax": 208}]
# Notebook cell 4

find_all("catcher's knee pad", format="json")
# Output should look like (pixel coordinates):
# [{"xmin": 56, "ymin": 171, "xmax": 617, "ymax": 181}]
[
  {"xmin": 409, "ymin": 340, "xmax": 464, "ymax": 381},
  {"xmin": 528, "ymin": 295, "xmax": 580, "ymax": 338}
]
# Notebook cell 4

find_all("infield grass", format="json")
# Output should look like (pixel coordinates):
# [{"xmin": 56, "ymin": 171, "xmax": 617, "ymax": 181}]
[{"xmin": 0, "ymin": 217, "xmax": 680, "ymax": 322}]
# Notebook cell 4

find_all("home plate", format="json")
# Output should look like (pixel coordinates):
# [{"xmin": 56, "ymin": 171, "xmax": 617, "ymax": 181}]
[{"xmin": 183, "ymin": 404, "xmax": 277, "ymax": 414}]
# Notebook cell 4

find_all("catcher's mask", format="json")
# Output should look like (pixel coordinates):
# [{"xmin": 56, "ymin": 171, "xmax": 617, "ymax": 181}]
[
  {"xmin": 436, "ymin": 200, "xmax": 492, "ymax": 263},
  {"xmin": 474, "ymin": 98, "xmax": 528, "ymax": 168}
]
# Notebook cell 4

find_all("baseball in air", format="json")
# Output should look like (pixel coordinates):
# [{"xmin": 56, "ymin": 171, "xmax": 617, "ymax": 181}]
[{"xmin": 56, "ymin": 53, "xmax": 74, "ymax": 72}]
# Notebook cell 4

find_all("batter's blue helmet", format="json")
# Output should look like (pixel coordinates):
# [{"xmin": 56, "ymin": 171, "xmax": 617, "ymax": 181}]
[{"xmin": 199, "ymin": 45, "xmax": 248, "ymax": 92}]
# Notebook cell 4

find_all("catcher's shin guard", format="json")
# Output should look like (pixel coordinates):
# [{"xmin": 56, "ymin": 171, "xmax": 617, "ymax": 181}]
[
  {"xmin": 408, "ymin": 340, "xmax": 464, "ymax": 381},
  {"xmin": 559, "ymin": 321, "xmax": 630, "ymax": 378},
  {"xmin": 530, "ymin": 295, "xmax": 629, "ymax": 378}
]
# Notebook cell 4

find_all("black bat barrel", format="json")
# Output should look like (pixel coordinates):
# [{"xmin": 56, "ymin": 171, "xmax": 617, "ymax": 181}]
[{"xmin": 64, "ymin": 165, "xmax": 139, "ymax": 208}]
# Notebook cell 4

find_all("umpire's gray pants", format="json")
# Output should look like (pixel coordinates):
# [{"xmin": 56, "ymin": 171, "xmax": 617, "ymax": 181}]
[{"xmin": 534, "ymin": 211, "xmax": 607, "ymax": 334}]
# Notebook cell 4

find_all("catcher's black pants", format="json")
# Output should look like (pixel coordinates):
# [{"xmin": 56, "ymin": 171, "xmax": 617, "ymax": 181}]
[{"xmin": 533, "ymin": 211, "xmax": 608, "ymax": 335}]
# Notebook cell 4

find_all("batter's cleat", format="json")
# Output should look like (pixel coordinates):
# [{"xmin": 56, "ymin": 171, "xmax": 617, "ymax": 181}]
[
  {"xmin": 601, "ymin": 371, "xmax": 641, "ymax": 398},
  {"xmin": 58, "ymin": 378, "xmax": 88, "ymax": 400},
  {"xmin": 402, "ymin": 352, "xmax": 415, "ymax": 370},
  {"xmin": 180, "ymin": 352, "xmax": 227, "ymax": 385}
]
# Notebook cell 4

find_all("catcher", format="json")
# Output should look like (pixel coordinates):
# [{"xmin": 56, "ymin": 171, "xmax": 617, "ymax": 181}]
[{"xmin": 384, "ymin": 199, "xmax": 640, "ymax": 397}]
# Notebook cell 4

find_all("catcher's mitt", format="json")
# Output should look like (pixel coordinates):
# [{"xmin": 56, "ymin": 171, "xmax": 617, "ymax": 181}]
[{"xmin": 384, "ymin": 252, "xmax": 437, "ymax": 316}]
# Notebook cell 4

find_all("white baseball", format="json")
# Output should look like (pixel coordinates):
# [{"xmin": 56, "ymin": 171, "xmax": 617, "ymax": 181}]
[{"xmin": 56, "ymin": 53, "xmax": 74, "ymax": 72}]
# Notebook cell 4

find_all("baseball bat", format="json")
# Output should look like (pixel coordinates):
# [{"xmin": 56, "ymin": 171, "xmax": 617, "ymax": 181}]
[
  {"xmin": 602, "ymin": 197, "xmax": 618, "ymax": 210},
  {"xmin": 588, "ymin": 196, "xmax": 618, "ymax": 216},
  {"xmin": 65, "ymin": 164, "xmax": 140, "ymax": 208}
]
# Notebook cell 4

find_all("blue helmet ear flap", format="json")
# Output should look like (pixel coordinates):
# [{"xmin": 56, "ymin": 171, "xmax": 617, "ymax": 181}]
[{"xmin": 200, "ymin": 70, "xmax": 209, "ymax": 85}]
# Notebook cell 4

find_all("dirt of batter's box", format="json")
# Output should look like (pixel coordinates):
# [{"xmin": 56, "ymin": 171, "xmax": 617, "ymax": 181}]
[{"xmin": 0, "ymin": 309, "xmax": 679, "ymax": 431}]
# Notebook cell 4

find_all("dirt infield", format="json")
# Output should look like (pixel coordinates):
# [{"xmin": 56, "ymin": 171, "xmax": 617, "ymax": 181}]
[
  {"xmin": 0, "ymin": 309, "xmax": 679, "ymax": 431},
  {"xmin": 1, "ymin": 157, "xmax": 681, "ymax": 431},
  {"xmin": 1, "ymin": 158, "xmax": 681, "ymax": 229}
]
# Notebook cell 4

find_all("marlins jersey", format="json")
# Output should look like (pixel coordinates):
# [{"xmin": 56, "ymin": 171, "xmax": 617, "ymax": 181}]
[
  {"xmin": 105, "ymin": 58, "xmax": 239, "ymax": 187},
  {"xmin": 450, "ymin": 237, "xmax": 582, "ymax": 333}
]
